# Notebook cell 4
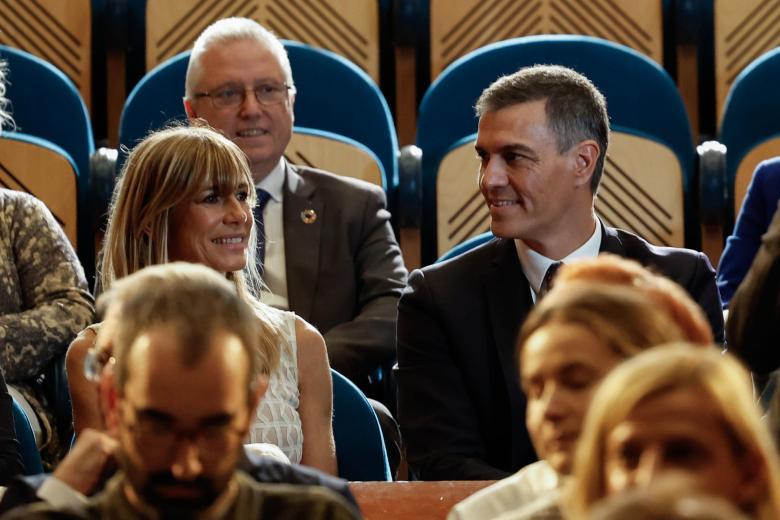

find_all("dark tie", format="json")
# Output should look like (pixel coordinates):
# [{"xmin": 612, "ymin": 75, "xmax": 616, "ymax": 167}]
[
  {"xmin": 539, "ymin": 261, "xmax": 563, "ymax": 298},
  {"xmin": 253, "ymin": 189, "xmax": 272, "ymax": 272}
]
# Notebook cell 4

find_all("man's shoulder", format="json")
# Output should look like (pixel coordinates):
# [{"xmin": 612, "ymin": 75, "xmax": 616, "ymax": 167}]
[
  {"xmin": 418, "ymin": 236, "xmax": 509, "ymax": 277},
  {"xmin": 607, "ymin": 226, "xmax": 706, "ymax": 265}
]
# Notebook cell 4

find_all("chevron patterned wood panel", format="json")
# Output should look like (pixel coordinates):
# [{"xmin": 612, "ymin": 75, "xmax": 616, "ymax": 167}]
[
  {"xmin": 715, "ymin": 0, "xmax": 780, "ymax": 121},
  {"xmin": 0, "ymin": 138, "xmax": 78, "ymax": 247},
  {"xmin": 436, "ymin": 140, "xmax": 489, "ymax": 256},
  {"xmin": 0, "ymin": 0, "xmax": 91, "ymax": 111},
  {"xmin": 285, "ymin": 131, "xmax": 384, "ymax": 187},
  {"xmin": 596, "ymin": 133, "xmax": 684, "ymax": 247},
  {"xmin": 430, "ymin": 0, "xmax": 662, "ymax": 79},
  {"xmin": 146, "ymin": 0, "xmax": 379, "ymax": 82}
]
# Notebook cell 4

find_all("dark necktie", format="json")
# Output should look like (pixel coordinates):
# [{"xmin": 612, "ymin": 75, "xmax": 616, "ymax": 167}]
[
  {"xmin": 539, "ymin": 261, "xmax": 563, "ymax": 298},
  {"xmin": 253, "ymin": 189, "xmax": 272, "ymax": 273}
]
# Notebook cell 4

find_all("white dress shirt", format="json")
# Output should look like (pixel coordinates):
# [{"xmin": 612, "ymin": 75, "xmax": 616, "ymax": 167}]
[{"xmin": 515, "ymin": 222, "xmax": 602, "ymax": 303}]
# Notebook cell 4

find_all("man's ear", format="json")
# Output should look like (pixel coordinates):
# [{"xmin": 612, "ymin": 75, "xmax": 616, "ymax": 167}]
[
  {"xmin": 183, "ymin": 97, "xmax": 196, "ymax": 119},
  {"xmin": 573, "ymin": 140, "xmax": 600, "ymax": 188}
]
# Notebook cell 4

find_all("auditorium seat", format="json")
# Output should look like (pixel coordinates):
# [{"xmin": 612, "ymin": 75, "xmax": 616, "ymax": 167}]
[
  {"xmin": 437, "ymin": 232, "xmax": 494, "ymax": 263},
  {"xmin": 719, "ymin": 46, "xmax": 780, "ymax": 226},
  {"xmin": 0, "ymin": 46, "xmax": 96, "ymax": 278},
  {"xmin": 11, "ymin": 396, "xmax": 43, "ymax": 475},
  {"xmin": 0, "ymin": 133, "xmax": 79, "ymax": 248},
  {"xmin": 0, "ymin": 0, "xmax": 92, "ymax": 112},
  {"xmin": 714, "ymin": 0, "xmax": 780, "ymax": 121},
  {"xmin": 332, "ymin": 369, "xmax": 392, "ymax": 481},
  {"xmin": 410, "ymin": 35, "xmax": 696, "ymax": 264},
  {"xmin": 427, "ymin": 0, "xmax": 666, "ymax": 83}
]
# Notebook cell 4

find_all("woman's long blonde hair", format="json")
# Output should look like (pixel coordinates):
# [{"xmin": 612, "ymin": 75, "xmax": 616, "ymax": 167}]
[
  {"xmin": 100, "ymin": 124, "xmax": 282, "ymax": 370},
  {"xmin": 568, "ymin": 344, "xmax": 780, "ymax": 520}
]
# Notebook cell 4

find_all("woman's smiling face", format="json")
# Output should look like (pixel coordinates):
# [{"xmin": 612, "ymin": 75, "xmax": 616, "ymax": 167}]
[{"xmin": 167, "ymin": 182, "xmax": 253, "ymax": 274}]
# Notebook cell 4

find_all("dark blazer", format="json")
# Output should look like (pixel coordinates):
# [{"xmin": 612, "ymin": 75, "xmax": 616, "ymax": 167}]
[
  {"xmin": 278, "ymin": 163, "xmax": 408, "ymax": 382},
  {"xmin": 718, "ymin": 158, "xmax": 780, "ymax": 308},
  {"xmin": 396, "ymin": 224, "xmax": 723, "ymax": 480}
]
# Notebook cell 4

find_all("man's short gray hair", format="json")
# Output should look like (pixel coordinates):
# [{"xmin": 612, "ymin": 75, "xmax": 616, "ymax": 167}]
[
  {"xmin": 185, "ymin": 17, "xmax": 294, "ymax": 100},
  {"xmin": 476, "ymin": 65, "xmax": 610, "ymax": 194}
]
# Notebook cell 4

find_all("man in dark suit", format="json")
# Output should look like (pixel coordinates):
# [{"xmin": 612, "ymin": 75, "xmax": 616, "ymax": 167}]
[
  {"xmin": 396, "ymin": 65, "xmax": 724, "ymax": 481},
  {"xmin": 182, "ymin": 17, "xmax": 407, "ymax": 386}
]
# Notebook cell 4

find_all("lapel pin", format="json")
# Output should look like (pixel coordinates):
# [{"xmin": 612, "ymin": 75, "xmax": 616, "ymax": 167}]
[{"xmin": 301, "ymin": 208, "xmax": 317, "ymax": 224}]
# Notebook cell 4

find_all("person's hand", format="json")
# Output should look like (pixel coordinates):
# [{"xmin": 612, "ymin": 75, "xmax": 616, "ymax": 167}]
[{"xmin": 52, "ymin": 428, "xmax": 118, "ymax": 495}]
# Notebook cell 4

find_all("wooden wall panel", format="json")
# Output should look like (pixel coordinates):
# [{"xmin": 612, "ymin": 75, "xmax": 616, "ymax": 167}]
[
  {"xmin": 430, "ymin": 0, "xmax": 663, "ymax": 79},
  {"xmin": 715, "ymin": 0, "xmax": 780, "ymax": 122},
  {"xmin": 0, "ymin": 0, "xmax": 91, "ymax": 111},
  {"xmin": 0, "ymin": 138, "xmax": 78, "ymax": 247},
  {"xmin": 146, "ymin": 0, "xmax": 379, "ymax": 82}
]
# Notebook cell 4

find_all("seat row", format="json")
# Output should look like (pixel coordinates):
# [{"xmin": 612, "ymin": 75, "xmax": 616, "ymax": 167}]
[
  {"xmin": 2, "ymin": 0, "xmax": 778, "ymax": 144},
  {"xmin": 3, "ymin": 34, "xmax": 779, "ymax": 272}
]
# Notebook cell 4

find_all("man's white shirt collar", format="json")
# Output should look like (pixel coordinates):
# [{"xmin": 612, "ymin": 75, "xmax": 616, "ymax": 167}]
[
  {"xmin": 515, "ymin": 221, "xmax": 602, "ymax": 301},
  {"xmin": 256, "ymin": 158, "xmax": 286, "ymax": 200}
]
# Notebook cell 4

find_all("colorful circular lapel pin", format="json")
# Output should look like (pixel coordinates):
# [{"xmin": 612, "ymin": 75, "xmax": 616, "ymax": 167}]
[{"xmin": 301, "ymin": 208, "xmax": 317, "ymax": 224}]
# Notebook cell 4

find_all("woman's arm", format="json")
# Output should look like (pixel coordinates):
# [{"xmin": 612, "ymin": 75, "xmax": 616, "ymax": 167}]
[
  {"xmin": 294, "ymin": 316, "xmax": 337, "ymax": 475},
  {"xmin": 0, "ymin": 193, "xmax": 94, "ymax": 382},
  {"xmin": 66, "ymin": 328, "xmax": 104, "ymax": 436}
]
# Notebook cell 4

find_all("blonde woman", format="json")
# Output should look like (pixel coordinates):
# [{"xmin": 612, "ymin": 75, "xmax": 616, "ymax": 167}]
[
  {"xmin": 67, "ymin": 125, "xmax": 336, "ymax": 475},
  {"xmin": 569, "ymin": 344, "xmax": 780, "ymax": 520}
]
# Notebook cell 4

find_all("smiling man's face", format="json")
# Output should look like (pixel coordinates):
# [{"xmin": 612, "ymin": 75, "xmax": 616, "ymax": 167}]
[
  {"xmin": 186, "ymin": 38, "xmax": 294, "ymax": 183},
  {"xmin": 476, "ymin": 99, "xmax": 589, "ymax": 252}
]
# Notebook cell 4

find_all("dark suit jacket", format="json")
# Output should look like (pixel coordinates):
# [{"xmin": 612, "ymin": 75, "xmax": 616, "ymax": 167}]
[
  {"xmin": 718, "ymin": 158, "xmax": 780, "ymax": 308},
  {"xmin": 277, "ymin": 163, "xmax": 407, "ymax": 382},
  {"xmin": 397, "ymin": 224, "xmax": 724, "ymax": 480}
]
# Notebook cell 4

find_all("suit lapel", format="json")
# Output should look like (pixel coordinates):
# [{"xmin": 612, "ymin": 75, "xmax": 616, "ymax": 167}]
[
  {"xmin": 484, "ymin": 238, "xmax": 533, "ymax": 464},
  {"xmin": 283, "ymin": 163, "xmax": 323, "ymax": 322}
]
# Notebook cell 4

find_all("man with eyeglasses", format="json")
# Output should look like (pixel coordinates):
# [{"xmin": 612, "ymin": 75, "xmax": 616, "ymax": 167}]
[
  {"xmin": 1, "ymin": 263, "xmax": 359, "ymax": 519},
  {"xmin": 183, "ymin": 17, "xmax": 408, "ymax": 397}
]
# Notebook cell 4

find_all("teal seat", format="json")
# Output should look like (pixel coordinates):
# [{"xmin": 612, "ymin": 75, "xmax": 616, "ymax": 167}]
[
  {"xmin": 414, "ymin": 35, "xmax": 696, "ymax": 264},
  {"xmin": 331, "ymin": 369, "xmax": 391, "ymax": 481},
  {"xmin": 11, "ymin": 397, "xmax": 43, "ymax": 475}
]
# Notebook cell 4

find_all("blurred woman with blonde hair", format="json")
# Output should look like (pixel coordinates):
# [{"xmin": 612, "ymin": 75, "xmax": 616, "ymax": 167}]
[{"xmin": 569, "ymin": 344, "xmax": 780, "ymax": 520}]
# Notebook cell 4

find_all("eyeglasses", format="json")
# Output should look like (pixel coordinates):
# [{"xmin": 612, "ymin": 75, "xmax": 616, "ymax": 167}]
[
  {"xmin": 193, "ymin": 83, "xmax": 294, "ymax": 109},
  {"xmin": 84, "ymin": 346, "xmax": 115, "ymax": 382},
  {"xmin": 124, "ymin": 404, "xmax": 245, "ymax": 461}
]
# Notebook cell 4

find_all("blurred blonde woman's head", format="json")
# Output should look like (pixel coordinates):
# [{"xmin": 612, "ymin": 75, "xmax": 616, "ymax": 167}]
[
  {"xmin": 554, "ymin": 254, "xmax": 713, "ymax": 345},
  {"xmin": 517, "ymin": 283, "xmax": 692, "ymax": 474},
  {"xmin": 569, "ymin": 344, "xmax": 780, "ymax": 520}
]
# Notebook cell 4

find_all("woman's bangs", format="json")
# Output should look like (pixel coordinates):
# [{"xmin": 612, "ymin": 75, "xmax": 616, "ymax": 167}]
[{"xmin": 207, "ymin": 148, "xmax": 253, "ymax": 198}]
